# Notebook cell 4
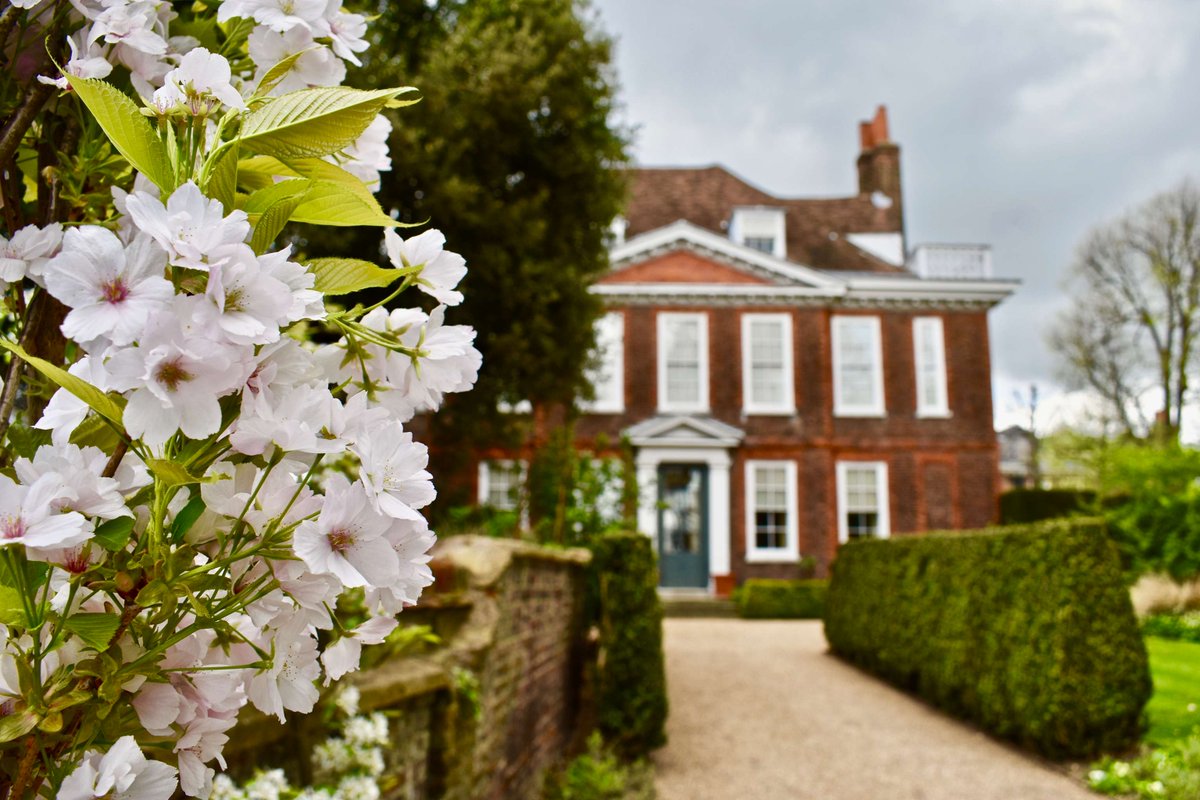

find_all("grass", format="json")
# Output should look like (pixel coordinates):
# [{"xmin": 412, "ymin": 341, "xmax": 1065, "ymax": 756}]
[{"xmin": 1146, "ymin": 637, "xmax": 1200, "ymax": 746}]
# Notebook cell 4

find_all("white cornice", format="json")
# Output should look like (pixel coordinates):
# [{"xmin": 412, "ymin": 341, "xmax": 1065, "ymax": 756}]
[{"xmin": 591, "ymin": 280, "xmax": 1017, "ymax": 310}]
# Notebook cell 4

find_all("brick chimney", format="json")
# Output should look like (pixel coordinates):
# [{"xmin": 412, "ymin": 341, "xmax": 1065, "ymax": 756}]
[{"xmin": 856, "ymin": 106, "xmax": 903, "ymax": 220}]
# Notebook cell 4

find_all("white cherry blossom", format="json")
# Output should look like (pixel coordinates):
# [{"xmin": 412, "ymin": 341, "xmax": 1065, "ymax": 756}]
[
  {"xmin": 43, "ymin": 228, "xmax": 174, "ymax": 347},
  {"xmin": 0, "ymin": 473, "xmax": 92, "ymax": 554},
  {"xmin": 126, "ymin": 181, "xmax": 251, "ymax": 272},
  {"xmin": 0, "ymin": 222, "xmax": 62, "ymax": 286},
  {"xmin": 352, "ymin": 420, "xmax": 435, "ymax": 521},
  {"xmin": 219, "ymin": 0, "xmax": 328, "ymax": 34},
  {"xmin": 320, "ymin": 616, "xmax": 397, "ymax": 684},
  {"xmin": 248, "ymin": 27, "xmax": 346, "ymax": 93},
  {"xmin": 58, "ymin": 736, "xmax": 178, "ymax": 800},
  {"xmin": 383, "ymin": 229, "xmax": 466, "ymax": 307},
  {"xmin": 152, "ymin": 48, "xmax": 247, "ymax": 113},
  {"xmin": 293, "ymin": 475, "xmax": 400, "ymax": 588}
]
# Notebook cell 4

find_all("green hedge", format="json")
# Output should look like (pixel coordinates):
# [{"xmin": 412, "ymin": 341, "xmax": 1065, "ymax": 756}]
[
  {"xmin": 590, "ymin": 532, "xmax": 668, "ymax": 759},
  {"xmin": 999, "ymin": 488, "xmax": 1095, "ymax": 524},
  {"xmin": 735, "ymin": 579, "xmax": 827, "ymax": 619},
  {"xmin": 824, "ymin": 519, "xmax": 1151, "ymax": 759}
]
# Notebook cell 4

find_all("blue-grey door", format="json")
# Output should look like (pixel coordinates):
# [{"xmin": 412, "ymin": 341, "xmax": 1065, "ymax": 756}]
[{"xmin": 657, "ymin": 464, "xmax": 709, "ymax": 588}]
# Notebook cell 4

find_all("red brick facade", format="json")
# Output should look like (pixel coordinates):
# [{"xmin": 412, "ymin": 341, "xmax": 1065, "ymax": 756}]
[
  {"xmin": 471, "ymin": 106, "xmax": 1013, "ymax": 596},
  {"xmin": 572, "ymin": 298, "xmax": 1000, "ymax": 586}
]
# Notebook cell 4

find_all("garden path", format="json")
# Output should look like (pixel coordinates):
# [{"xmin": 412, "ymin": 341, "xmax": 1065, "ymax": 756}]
[{"xmin": 654, "ymin": 619, "xmax": 1100, "ymax": 800}]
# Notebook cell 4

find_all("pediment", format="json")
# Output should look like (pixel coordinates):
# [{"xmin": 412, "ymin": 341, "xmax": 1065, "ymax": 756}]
[
  {"xmin": 626, "ymin": 415, "xmax": 745, "ymax": 448},
  {"xmin": 607, "ymin": 220, "xmax": 844, "ymax": 290},
  {"xmin": 599, "ymin": 250, "xmax": 776, "ymax": 286}
]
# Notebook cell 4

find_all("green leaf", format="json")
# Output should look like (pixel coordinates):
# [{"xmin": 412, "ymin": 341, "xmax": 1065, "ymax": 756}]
[
  {"xmin": 253, "ymin": 49, "xmax": 313, "ymax": 99},
  {"xmin": 242, "ymin": 178, "xmax": 311, "ymax": 215},
  {"xmin": 304, "ymin": 257, "xmax": 405, "ymax": 295},
  {"xmin": 64, "ymin": 612, "xmax": 122, "ymax": 651},
  {"xmin": 170, "ymin": 494, "xmax": 206, "ymax": 542},
  {"xmin": 0, "ymin": 709, "xmax": 38, "ymax": 743},
  {"xmin": 250, "ymin": 191, "xmax": 308, "ymax": 254},
  {"xmin": 93, "ymin": 516, "xmax": 134, "ymax": 552},
  {"xmin": 69, "ymin": 414, "xmax": 122, "ymax": 452},
  {"xmin": 0, "ymin": 585, "xmax": 26, "ymax": 627},
  {"xmin": 68, "ymin": 77, "xmax": 174, "ymax": 191},
  {"xmin": 206, "ymin": 142, "xmax": 240, "ymax": 211},
  {"xmin": 0, "ymin": 340, "xmax": 125, "ymax": 430},
  {"xmin": 243, "ymin": 178, "xmax": 394, "ymax": 228},
  {"xmin": 239, "ymin": 86, "xmax": 417, "ymax": 160},
  {"xmin": 290, "ymin": 180, "xmax": 395, "ymax": 227},
  {"xmin": 6, "ymin": 423, "xmax": 50, "ymax": 460},
  {"xmin": 147, "ymin": 459, "xmax": 203, "ymax": 487}
]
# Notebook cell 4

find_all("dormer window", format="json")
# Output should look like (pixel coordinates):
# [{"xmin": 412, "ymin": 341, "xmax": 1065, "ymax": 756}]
[{"xmin": 729, "ymin": 206, "xmax": 786, "ymax": 259}]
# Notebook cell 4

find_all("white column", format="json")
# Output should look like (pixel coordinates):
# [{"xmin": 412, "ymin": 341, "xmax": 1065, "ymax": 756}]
[
  {"xmin": 635, "ymin": 454, "xmax": 658, "ymax": 542},
  {"xmin": 708, "ymin": 452, "xmax": 732, "ymax": 579}
]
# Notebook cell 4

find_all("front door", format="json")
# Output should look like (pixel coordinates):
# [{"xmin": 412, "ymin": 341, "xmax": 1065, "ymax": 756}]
[{"xmin": 657, "ymin": 464, "xmax": 709, "ymax": 588}]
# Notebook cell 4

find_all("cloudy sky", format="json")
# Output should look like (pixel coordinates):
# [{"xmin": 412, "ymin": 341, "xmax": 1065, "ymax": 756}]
[{"xmin": 589, "ymin": 0, "xmax": 1200, "ymax": 433}]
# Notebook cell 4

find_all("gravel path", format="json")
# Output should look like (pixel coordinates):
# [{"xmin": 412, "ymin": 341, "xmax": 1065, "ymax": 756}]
[{"xmin": 654, "ymin": 619, "xmax": 1099, "ymax": 800}]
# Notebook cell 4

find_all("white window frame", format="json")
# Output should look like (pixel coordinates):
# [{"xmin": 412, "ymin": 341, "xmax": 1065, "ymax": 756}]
[
  {"xmin": 741, "ymin": 313, "xmax": 795, "ymax": 415},
  {"xmin": 831, "ymin": 315, "xmax": 886, "ymax": 417},
  {"xmin": 582, "ymin": 311, "xmax": 625, "ymax": 413},
  {"xmin": 913, "ymin": 316, "xmax": 951, "ymax": 418},
  {"xmin": 836, "ymin": 461, "xmax": 891, "ymax": 543},
  {"xmin": 477, "ymin": 460, "xmax": 527, "ymax": 511},
  {"xmin": 729, "ymin": 206, "xmax": 787, "ymax": 259},
  {"xmin": 657, "ymin": 312, "xmax": 709, "ymax": 413},
  {"xmin": 745, "ymin": 460, "xmax": 799, "ymax": 563}
]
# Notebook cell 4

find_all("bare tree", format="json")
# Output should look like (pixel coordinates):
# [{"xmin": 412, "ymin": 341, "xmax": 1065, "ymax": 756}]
[{"xmin": 1049, "ymin": 181, "xmax": 1200, "ymax": 441}]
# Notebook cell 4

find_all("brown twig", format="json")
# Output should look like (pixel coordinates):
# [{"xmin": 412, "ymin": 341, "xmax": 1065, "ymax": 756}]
[
  {"xmin": 102, "ymin": 441, "xmax": 128, "ymax": 478},
  {"xmin": 8, "ymin": 735, "xmax": 39, "ymax": 800}
]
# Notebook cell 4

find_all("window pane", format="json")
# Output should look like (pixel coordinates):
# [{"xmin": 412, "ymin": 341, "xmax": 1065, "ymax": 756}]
[
  {"xmin": 845, "ymin": 468, "xmax": 878, "ymax": 511},
  {"xmin": 752, "ymin": 465, "xmax": 789, "ymax": 551},
  {"xmin": 836, "ymin": 318, "xmax": 880, "ymax": 411},
  {"xmin": 587, "ymin": 313, "xmax": 623, "ymax": 410},
  {"xmin": 744, "ymin": 236, "xmax": 775, "ymax": 253},
  {"xmin": 847, "ymin": 512, "xmax": 878, "ymax": 539},
  {"xmin": 486, "ymin": 462, "xmax": 523, "ymax": 510},
  {"xmin": 915, "ymin": 318, "xmax": 946, "ymax": 413},
  {"xmin": 664, "ymin": 317, "xmax": 702, "ymax": 405}
]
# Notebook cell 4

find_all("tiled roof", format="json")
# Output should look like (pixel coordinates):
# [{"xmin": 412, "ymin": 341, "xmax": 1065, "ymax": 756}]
[{"xmin": 623, "ymin": 165, "xmax": 906, "ymax": 273}]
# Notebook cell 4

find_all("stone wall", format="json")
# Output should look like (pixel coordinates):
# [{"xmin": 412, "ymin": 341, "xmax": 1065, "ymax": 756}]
[{"xmin": 224, "ymin": 536, "xmax": 593, "ymax": 800}]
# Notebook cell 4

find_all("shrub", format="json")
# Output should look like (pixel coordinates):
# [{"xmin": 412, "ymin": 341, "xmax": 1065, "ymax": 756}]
[
  {"xmin": 590, "ymin": 532, "xmax": 668, "ymax": 759},
  {"xmin": 999, "ymin": 488, "xmax": 1095, "ymax": 524},
  {"xmin": 735, "ymin": 579, "xmax": 828, "ymax": 619},
  {"xmin": 824, "ymin": 519, "xmax": 1152, "ymax": 759},
  {"xmin": 1142, "ymin": 612, "xmax": 1200, "ymax": 644},
  {"xmin": 543, "ymin": 733, "xmax": 656, "ymax": 800}
]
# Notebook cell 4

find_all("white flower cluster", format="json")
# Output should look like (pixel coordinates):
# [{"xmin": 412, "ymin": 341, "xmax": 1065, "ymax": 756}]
[
  {"xmin": 0, "ymin": 3, "xmax": 480, "ymax": 799},
  {"xmin": 209, "ymin": 688, "xmax": 390, "ymax": 800},
  {"xmin": 23, "ymin": 0, "xmax": 390, "ymax": 184}
]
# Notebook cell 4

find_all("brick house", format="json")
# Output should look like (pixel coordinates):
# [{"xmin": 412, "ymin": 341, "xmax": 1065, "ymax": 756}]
[{"xmin": 476, "ymin": 106, "xmax": 1017, "ymax": 596}]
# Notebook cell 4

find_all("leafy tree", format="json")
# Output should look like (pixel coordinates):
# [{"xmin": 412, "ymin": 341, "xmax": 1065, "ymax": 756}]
[
  {"xmin": 305, "ymin": 0, "xmax": 629, "ymax": 507},
  {"xmin": 1049, "ymin": 182, "xmax": 1200, "ymax": 441}
]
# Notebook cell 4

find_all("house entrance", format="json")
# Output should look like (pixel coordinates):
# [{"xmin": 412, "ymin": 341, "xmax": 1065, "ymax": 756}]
[{"xmin": 657, "ymin": 463, "xmax": 709, "ymax": 588}]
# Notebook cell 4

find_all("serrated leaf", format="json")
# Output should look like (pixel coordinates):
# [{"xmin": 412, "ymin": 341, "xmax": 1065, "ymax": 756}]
[
  {"xmin": 242, "ymin": 178, "xmax": 311, "ymax": 215},
  {"xmin": 147, "ymin": 458, "xmax": 203, "ymax": 487},
  {"xmin": 64, "ymin": 612, "xmax": 122, "ymax": 651},
  {"xmin": 0, "ymin": 341, "xmax": 125, "ymax": 430},
  {"xmin": 290, "ymin": 180, "xmax": 395, "ymax": 227},
  {"xmin": 304, "ymin": 257, "xmax": 404, "ymax": 295},
  {"xmin": 0, "ymin": 709, "xmax": 38, "ymax": 743},
  {"xmin": 239, "ymin": 86, "xmax": 416, "ymax": 160},
  {"xmin": 250, "ymin": 191, "xmax": 307, "ymax": 254},
  {"xmin": 170, "ymin": 494, "xmax": 206, "ymax": 542},
  {"xmin": 6, "ymin": 423, "xmax": 50, "ymax": 460},
  {"xmin": 93, "ymin": 516, "xmax": 134, "ymax": 552},
  {"xmin": 68, "ymin": 77, "xmax": 174, "ymax": 191},
  {"xmin": 254, "ymin": 49, "xmax": 313, "ymax": 98}
]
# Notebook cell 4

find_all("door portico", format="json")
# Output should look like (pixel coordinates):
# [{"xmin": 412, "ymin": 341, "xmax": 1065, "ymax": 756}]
[{"xmin": 627, "ymin": 416, "xmax": 744, "ymax": 594}]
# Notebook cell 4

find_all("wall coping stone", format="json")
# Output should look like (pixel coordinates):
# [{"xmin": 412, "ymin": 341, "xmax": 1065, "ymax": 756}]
[{"xmin": 434, "ymin": 535, "xmax": 591, "ymax": 590}]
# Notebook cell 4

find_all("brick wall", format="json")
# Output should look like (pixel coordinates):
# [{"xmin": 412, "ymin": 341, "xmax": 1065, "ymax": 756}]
[{"xmin": 224, "ymin": 536, "xmax": 592, "ymax": 800}]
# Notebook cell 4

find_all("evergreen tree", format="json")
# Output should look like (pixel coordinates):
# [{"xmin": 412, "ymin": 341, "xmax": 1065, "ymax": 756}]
[{"xmin": 308, "ymin": 1, "xmax": 629, "ymax": 507}]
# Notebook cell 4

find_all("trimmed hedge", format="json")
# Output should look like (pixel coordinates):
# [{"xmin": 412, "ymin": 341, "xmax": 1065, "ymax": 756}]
[
  {"xmin": 735, "ymin": 579, "xmax": 827, "ymax": 619},
  {"xmin": 824, "ymin": 519, "xmax": 1151, "ymax": 759},
  {"xmin": 999, "ymin": 488, "xmax": 1095, "ymax": 524},
  {"xmin": 590, "ymin": 532, "xmax": 668, "ymax": 759}
]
